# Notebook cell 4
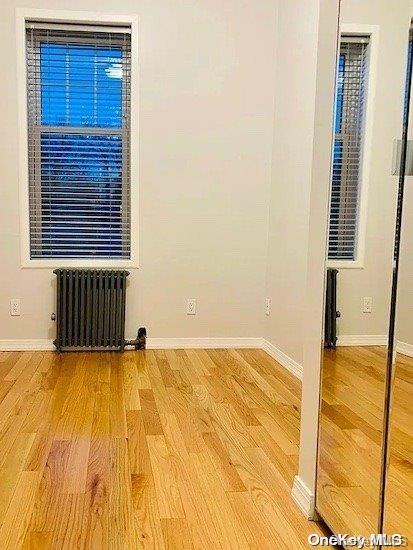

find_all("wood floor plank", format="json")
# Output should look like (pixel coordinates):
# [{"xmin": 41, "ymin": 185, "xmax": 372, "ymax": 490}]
[
  {"xmin": 26, "ymin": 439, "xmax": 71, "ymax": 534},
  {"xmin": 190, "ymin": 450, "xmax": 250, "ymax": 549},
  {"xmin": 249, "ymin": 424, "xmax": 298, "ymax": 487},
  {"xmin": 109, "ymin": 354, "xmax": 128, "ymax": 439},
  {"xmin": 161, "ymin": 518, "xmax": 192, "ymax": 549},
  {"xmin": 160, "ymin": 412, "xmax": 221, "ymax": 548},
  {"xmin": 62, "ymin": 356, "xmax": 97, "ymax": 494},
  {"xmin": 50, "ymin": 493, "xmax": 90, "ymax": 549},
  {"xmin": 3, "ymin": 352, "xmax": 36, "ymax": 382},
  {"xmin": 108, "ymin": 438, "xmax": 136, "ymax": 548},
  {"xmin": 131, "ymin": 473, "xmax": 165, "ymax": 548},
  {"xmin": 121, "ymin": 354, "xmax": 142, "ymax": 412},
  {"xmin": 227, "ymin": 491, "xmax": 285, "ymax": 549},
  {"xmin": 139, "ymin": 389, "xmax": 164, "ymax": 437},
  {"xmin": 202, "ymin": 431, "xmax": 246, "ymax": 492},
  {"xmin": 0, "ymin": 471, "xmax": 42, "ymax": 550},
  {"xmin": 127, "ymin": 410, "xmax": 165, "ymax": 547},
  {"xmin": 22, "ymin": 531, "xmax": 52, "ymax": 549},
  {"xmin": 154, "ymin": 351, "xmax": 177, "ymax": 389},
  {"xmin": 0, "ymin": 352, "xmax": 23, "ymax": 380},
  {"xmin": 146, "ymin": 434, "xmax": 185, "ymax": 519},
  {"xmin": 0, "ymin": 433, "xmax": 37, "ymax": 523}
]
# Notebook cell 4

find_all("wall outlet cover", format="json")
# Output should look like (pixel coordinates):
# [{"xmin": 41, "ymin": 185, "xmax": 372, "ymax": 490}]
[
  {"xmin": 10, "ymin": 299, "xmax": 21, "ymax": 316},
  {"xmin": 363, "ymin": 296, "xmax": 373, "ymax": 313},
  {"xmin": 187, "ymin": 299, "xmax": 196, "ymax": 315}
]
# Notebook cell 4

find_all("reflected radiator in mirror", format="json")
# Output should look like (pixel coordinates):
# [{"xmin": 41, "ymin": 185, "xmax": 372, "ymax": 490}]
[
  {"xmin": 324, "ymin": 268, "xmax": 340, "ymax": 348},
  {"xmin": 392, "ymin": 139, "xmax": 413, "ymax": 175}
]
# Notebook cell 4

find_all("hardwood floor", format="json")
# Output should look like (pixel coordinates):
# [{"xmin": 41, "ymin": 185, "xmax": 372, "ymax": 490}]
[
  {"xmin": 317, "ymin": 346, "xmax": 413, "ymax": 546},
  {"xmin": 317, "ymin": 346, "xmax": 387, "ymax": 537},
  {"xmin": 0, "ymin": 348, "xmax": 326, "ymax": 549},
  {"xmin": 383, "ymin": 351, "xmax": 413, "ymax": 546}
]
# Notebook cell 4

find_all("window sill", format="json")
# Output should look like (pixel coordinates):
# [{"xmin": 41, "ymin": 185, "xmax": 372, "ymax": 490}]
[
  {"xmin": 326, "ymin": 260, "xmax": 364, "ymax": 270},
  {"xmin": 21, "ymin": 258, "xmax": 139, "ymax": 269}
]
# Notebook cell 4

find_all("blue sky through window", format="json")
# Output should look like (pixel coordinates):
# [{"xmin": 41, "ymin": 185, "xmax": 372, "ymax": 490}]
[
  {"xmin": 329, "ymin": 54, "xmax": 349, "ymax": 259},
  {"xmin": 37, "ymin": 41, "xmax": 126, "ymax": 258},
  {"xmin": 334, "ymin": 53, "xmax": 345, "ymax": 133},
  {"xmin": 41, "ymin": 43, "xmax": 123, "ymax": 128}
]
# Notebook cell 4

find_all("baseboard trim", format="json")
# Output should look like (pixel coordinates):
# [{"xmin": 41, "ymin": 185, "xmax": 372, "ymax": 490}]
[
  {"xmin": 291, "ymin": 475, "xmax": 316, "ymax": 519},
  {"xmin": 396, "ymin": 341, "xmax": 413, "ymax": 358},
  {"xmin": 0, "ymin": 337, "xmax": 262, "ymax": 352},
  {"xmin": 0, "ymin": 339, "xmax": 55, "ymax": 351},
  {"xmin": 336, "ymin": 334, "xmax": 387, "ymax": 346},
  {"xmin": 261, "ymin": 339, "xmax": 303, "ymax": 380},
  {"xmin": 146, "ymin": 337, "xmax": 263, "ymax": 349}
]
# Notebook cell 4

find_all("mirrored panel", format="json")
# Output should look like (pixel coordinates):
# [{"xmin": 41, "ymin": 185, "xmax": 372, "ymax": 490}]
[
  {"xmin": 383, "ymin": 165, "xmax": 413, "ymax": 544},
  {"xmin": 317, "ymin": 0, "xmax": 411, "ymax": 539}
]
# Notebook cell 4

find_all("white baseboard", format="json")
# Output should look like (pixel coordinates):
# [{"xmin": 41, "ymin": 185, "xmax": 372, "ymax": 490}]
[
  {"xmin": 397, "ymin": 341, "xmax": 413, "ymax": 358},
  {"xmin": 0, "ymin": 337, "xmax": 262, "ymax": 352},
  {"xmin": 146, "ymin": 337, "xmax": 262, "ymax": 349},
  {"xmin": 261, "ymin": 339, "xmax": 303, "ymax": 380},
  {"xmin": 291, "ymin": 475, "xmax": 317, "ymax": 519},
  {"xmin": 0, "ymin": 339, "xmax": 55, "ymax": 351},
  {"xmin": 336, "ymin": 334, "xmax": 387, "ymax": 346}
]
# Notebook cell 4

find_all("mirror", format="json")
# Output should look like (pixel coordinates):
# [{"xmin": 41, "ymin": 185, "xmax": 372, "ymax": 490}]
[
  {"xmin": 316, "ymin": 0, "xmax": 411, "ymax": 538},
  {"xmin": 383, "ymin": 156, "xmax": 413, "ymax": 542}
]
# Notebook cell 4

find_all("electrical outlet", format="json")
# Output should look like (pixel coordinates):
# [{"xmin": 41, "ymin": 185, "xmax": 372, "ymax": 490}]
[
  {"xmin": 187, "ymin": 298, "xmax": 196, "ymax": 315},
  {"xmin": 265, "ymin": 298, "xmax": 271, "ymax": 316},
  {"xmin": 363, "ymin": 296, "xmax": 372, "ymax": 313},
  {"xmin": 10, "ymin": 299, "xmax": 21, "ymax": 316}
]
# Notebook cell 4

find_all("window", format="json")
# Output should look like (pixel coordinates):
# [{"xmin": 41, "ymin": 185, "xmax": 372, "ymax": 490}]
[
  {"xmin": 25, "ymin": 20, "xmax": 132, "ymax": 261},
  {"xmin": 328, "ymin": 37, "xmax": 369, "ymax": 262}
]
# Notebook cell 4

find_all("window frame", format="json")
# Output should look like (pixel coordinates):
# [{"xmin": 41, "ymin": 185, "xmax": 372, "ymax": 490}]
[
  {"xmin": 326, "ymin": 24, "xmax": 379, "ymax": 270},
  {"xmin": 16, "ymin": 8, "xmax": 139, "ymax": 269}
]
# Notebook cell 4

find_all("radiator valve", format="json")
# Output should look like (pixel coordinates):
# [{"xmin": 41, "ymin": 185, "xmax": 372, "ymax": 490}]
[
  {"xmin": 124, "ymin": 327, "xmax": 147, "ymax": 351},
  {"xmin": 135, "ymin": 327, "xmax": 147, "ymax": 350}
]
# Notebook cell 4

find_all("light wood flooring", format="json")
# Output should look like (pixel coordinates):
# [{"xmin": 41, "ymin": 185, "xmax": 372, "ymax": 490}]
[
  {"xmin": 383, "ymin": 351, "xmax": 413, "ymax": 545},
  {"xmin": 317, "ymin": 346, "xmax": 387, "ymax": 537},
  {"xmin": 0, "ymin": 348, "xmax": 327, "ymax": 549},
  {"xmin": 317, "ymin": 345, "xmax": 413, "ymax": 548}
]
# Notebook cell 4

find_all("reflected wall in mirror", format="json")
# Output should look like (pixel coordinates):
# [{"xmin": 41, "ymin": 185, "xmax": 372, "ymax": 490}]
[
  {"xmin": 383, "ymin": 174, "xmax": 413, "ymax": 543},
  {"xmin": 317, "ymin": 0, "xmax": 411, "ymax": 540}
]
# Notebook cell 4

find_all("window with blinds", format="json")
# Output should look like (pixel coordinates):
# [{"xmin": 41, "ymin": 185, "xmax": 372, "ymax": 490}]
[
  {"xmin": 25, "ymin": 22, "xmax": 131, "ymax": 259},
  {"xmin": 328, "ymin": 37, "xmax": 369, "ymax": 261}
]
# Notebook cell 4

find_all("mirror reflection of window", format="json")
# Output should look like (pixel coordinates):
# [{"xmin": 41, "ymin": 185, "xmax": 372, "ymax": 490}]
[{"xmin": 328, "ymin": 37, "xmax": 369, "ymax": 263}]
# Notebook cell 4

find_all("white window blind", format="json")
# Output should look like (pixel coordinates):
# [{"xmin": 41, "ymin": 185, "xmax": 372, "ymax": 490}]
[
  {"xmin": 328, "ymin": 37, "xmax": 369, "ymax": 261},
  {"xmin": 25, "ymin": 22, "xmax": 131, "ymax": 259}
]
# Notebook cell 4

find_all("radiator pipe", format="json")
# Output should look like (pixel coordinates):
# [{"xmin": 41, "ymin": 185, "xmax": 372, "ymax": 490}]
[{"xmin": 124, "ymin": 327, "xmax": 147, "ymax": 350}]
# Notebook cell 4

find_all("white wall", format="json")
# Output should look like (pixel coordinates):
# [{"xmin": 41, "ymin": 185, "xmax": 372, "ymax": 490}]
[
  {"xmin": 336, "ymin": 0, "xmax": 410, "ymax": 338},
  {"xmin": 264, "ymin": 0, "xmax": 320, "ymax": 365},
  {"xmin": 0, "ymin": 0, "xmax": 277, "ymax": 342}
]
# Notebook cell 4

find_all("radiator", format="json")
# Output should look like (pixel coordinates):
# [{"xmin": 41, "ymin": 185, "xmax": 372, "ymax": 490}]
[
  {"xmin": 53, "ymin": 269, "xmax": 129, "ymax": 352},
  {"xmin": 324, "ymin": 268, "xmax": 340, "ymax": 348}
]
